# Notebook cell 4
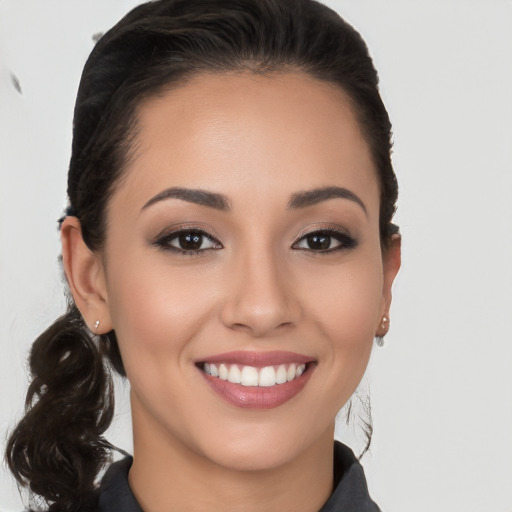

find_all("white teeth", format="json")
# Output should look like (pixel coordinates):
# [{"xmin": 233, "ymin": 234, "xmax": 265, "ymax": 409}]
[
  {"xmin": 241, "ymin": 366, "xmax": 259, "ymax": 386},
  {"xmin": 259, "ymin": 366, "xmax": 276, "ymax": 387},
  {"xmin": 203, "ymin": 362, "xmax": 309, "ymax": 387},
  {"xmin": 227, "ymin": 365, "xmax": 242, "ymax": 384},
  {"xmin": 287, "ymin": 363, "xmax": 296, "ymax": 381},
  {"xmin": 276, "ymin": 365, "xmax": 287, "ymax": 384},
  {"xmin": 219, "ymin": 364, "xmax": 228, "ymax": 380}
]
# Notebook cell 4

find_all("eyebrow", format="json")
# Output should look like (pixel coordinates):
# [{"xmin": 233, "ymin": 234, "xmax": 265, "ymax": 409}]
[
  {"xmin": 288, "ymin": 186, "xmax": 367, "ymax": 214},
  {"xmin": 142, "ymin": 185, "xmax": 367, "ymax": 215},
  {"xmin": 142, "ymin": 187, "xmax": 230, "ymax": 211}
]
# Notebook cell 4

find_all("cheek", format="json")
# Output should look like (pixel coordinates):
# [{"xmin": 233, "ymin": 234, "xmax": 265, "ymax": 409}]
[
  {"xmin": 103, "ymin": 259, "xmax": 223, "ymax": 418},
  {"xmin": 300, "ymin": 252, "xmax": 383, "ymax": 402},
  {"xmin": 105, "ymin": 255, "xmax": 218, "ymax": 363},
  {"xmin": 303, "ymin": 256, "xmax": 383, "ymax": 345}
]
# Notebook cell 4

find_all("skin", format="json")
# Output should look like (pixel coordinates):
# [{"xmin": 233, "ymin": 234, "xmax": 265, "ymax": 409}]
[{"xmin": 62, "ymin": 71, "xmax": 401, "ymax": 512}]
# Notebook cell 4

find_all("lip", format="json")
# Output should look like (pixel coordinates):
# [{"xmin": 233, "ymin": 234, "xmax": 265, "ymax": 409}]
[
  {"xmin": 196, "ymin": 350, "xmax": 314, "ymax": 367},
  {"xmin": 196, "ymin": 351, "xmax": 316, "ymax": 409}
]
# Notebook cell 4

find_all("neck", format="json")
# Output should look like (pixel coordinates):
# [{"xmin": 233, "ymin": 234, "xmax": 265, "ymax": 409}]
[{"xmin": 128, "ymin": 400, "xmax": 334, "ymax": 512}]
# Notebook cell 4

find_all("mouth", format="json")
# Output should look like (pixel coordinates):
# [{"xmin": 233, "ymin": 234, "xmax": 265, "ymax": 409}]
[
  {"xmin": 199, "ymin": 361, "xmax": 308, "ymax": 387},
  {"xmin": 195, "ymin": 351, "xmax": 316, "ymax": 409}
]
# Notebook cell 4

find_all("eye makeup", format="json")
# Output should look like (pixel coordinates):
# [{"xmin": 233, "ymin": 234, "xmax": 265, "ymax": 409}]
[
  {"xmin": 292, "ymin": 226, "xmax": 358, "ymax": 254},
  {"xmin": 153, "ymin": 225, "xmax": 223, "ymax": 256},
  {"xmin": 151, "ymin": 222, "xmax": 358, "ymax": 257}
]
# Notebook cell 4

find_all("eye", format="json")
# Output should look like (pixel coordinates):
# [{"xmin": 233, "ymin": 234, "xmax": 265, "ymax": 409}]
[
  {"xmin": 155, "ymin": 229, "xmax": 222, "ymax": 254},
  {"xmin": 293, "ymin": 229, "xmax": 357, "ymax": 253}
]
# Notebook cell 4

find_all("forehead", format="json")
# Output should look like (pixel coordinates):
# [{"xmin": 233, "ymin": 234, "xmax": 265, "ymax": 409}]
[{"xmin": 114, "ymin": 71, "xmax": 379, "ymax": 216}]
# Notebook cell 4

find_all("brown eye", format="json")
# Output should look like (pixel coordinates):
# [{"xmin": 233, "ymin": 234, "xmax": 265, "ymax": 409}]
[
  {"xmin": 178, "ymin": 232, "xmax": 204, "ymax": 250},
  {"xmin": 305, "ymin": 233, "xmax": 331, "ymax": 250},
  {"xmin": 293, "ymin": 229, "xmax": 357, "ymax": 253},
  {"xmin": 155, "ymin": 229, "xmax": 221, "ymax": 254}
]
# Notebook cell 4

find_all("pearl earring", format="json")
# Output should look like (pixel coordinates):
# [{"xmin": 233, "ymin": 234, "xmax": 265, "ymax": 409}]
[
  {"xmin": 375, "ymin": 315, "xmax": 389, "ymax": 347},
  {"xmin": 94, "ymin": 320, "xmax": 100, "ymax": 332}
]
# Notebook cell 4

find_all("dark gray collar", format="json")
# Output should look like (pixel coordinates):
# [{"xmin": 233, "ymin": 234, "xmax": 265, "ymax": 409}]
[
  {"xmin": 98, "ymin": 441, "xmax": 380, "ymax": 512},
  {"xmin": 319, "ymin": 442, "xmax": 381, "ymax": 512}
]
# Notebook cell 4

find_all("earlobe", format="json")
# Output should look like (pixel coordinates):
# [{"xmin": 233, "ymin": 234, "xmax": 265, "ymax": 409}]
[
  {"xmin": 60, "ymin": 217, "xmax": 113, "ymax": 334},
  {"xmin": 377, "ymin": 234, "xmax": 401, "ymax": 333}
]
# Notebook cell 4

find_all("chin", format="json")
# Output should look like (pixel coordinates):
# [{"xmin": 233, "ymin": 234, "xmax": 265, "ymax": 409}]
[
  {"xmin": 206, "ymin": 442, "xmax": 299, "ymax": 472},
  {"xmin": 193, "ymin": 422, "xmax": 327, "ymax": 473}
]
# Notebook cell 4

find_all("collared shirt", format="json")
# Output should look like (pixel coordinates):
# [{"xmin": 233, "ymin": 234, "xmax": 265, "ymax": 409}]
[{"xmin": 97, "ymin": 441, "xmax": 380, "ymax": 512}]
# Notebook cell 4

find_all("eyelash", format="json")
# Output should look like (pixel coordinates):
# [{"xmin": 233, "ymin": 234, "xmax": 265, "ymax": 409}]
[
  {"xmin": 154, "ymin": 227, "xmax": 222, "ymax": 256},
  {"xmin": 292, "ymin": 228, "xmax": 358, "ymax": 254},
  {"xmin": 153, "ymin": 226, "xmax": 358, "ymax": 256}
]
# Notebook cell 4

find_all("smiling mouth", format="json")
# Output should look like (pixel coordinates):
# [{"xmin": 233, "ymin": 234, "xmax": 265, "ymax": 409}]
[
  {"xmin": 195, "ymin": 351, "xmax": 316, "ymax": 409},
  {"xmin": 199, "ymin": 362, "xmax": 309, "ymax": 387}
]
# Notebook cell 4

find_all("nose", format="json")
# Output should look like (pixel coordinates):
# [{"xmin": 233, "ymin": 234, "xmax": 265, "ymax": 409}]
[{"xmin": 220, "ymin": 249, "xmax": 301, "ymax": 338}]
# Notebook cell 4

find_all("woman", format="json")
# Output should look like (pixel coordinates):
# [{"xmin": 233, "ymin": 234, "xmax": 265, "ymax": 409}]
[{"xmin": 5, "ymin": 0, "xmax": 401, "ymax": 510}]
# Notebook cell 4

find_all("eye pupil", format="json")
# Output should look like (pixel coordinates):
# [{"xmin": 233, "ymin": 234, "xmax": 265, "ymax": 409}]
[
  {"xmin": 179, "ymin": 232, "xmax": 203, "ymax": 250},
  {"xmin": 307, "ymin": 233, "xmax": 330, "ymax": 250}
]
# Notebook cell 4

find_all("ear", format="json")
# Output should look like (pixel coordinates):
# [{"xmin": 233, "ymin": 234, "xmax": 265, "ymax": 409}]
[
  {"xmin": 61, "ymin": 217, "xmax": 113, "ymax": 334},
  {"xmin": 377, "ymin": 233, "xmax": 401, "ymax": 336}
]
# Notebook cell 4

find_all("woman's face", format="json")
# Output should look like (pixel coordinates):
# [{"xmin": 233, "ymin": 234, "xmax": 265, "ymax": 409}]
[{"xmin": 97, "ymin": 71, "xmax": 399, "ymax": 470}]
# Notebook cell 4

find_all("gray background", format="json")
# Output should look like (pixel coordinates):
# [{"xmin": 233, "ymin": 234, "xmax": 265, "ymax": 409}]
[{"xmin": 1, "ymin": 1, "xmax": 511, "ymax": 510}]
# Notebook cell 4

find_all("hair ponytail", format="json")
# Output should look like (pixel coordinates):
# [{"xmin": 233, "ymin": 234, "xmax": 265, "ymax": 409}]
[{"xmin": 6, "ymin": 304, "xmax": 115, "ymax": 512}]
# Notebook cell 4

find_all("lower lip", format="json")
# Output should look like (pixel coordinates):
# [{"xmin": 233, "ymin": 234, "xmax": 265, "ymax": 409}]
[{"xmin": 199, "ymin": 365, "xmax": 314, "ymax": 409}]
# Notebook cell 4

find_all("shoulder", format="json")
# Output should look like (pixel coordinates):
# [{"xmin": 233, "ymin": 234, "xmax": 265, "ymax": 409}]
[
  {"xmin": 96, "ymin": 456, "xmax": 142, "ymax": 512},
  {"xmin": 319, "ymin": 441, "xmax": 381, "ymax": 512},
  {"xmin": 94, "ymin": 443, "xmax": 380, "ymax": 512}
]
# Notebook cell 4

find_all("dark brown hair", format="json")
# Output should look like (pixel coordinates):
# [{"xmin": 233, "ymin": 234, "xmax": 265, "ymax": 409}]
[{"xmin": 6, "ymin": 1, "xmax": 398, "ymax": 510}]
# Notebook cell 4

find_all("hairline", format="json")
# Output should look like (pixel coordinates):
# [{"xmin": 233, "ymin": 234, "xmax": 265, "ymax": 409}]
[{"xmin": 99, "ymin": 66, "xmax": 388, "ymax": 253}]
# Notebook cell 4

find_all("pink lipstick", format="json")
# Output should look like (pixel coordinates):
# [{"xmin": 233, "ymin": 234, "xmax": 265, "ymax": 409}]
[{"xmin": 196, "ymin": 351, "xmax": 316, "ymax": 409}]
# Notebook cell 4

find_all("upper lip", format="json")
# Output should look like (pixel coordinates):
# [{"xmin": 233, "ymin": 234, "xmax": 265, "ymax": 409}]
[{"xmin": 196, "ymin": 350, "xmax": 315, "ymax": 367}]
